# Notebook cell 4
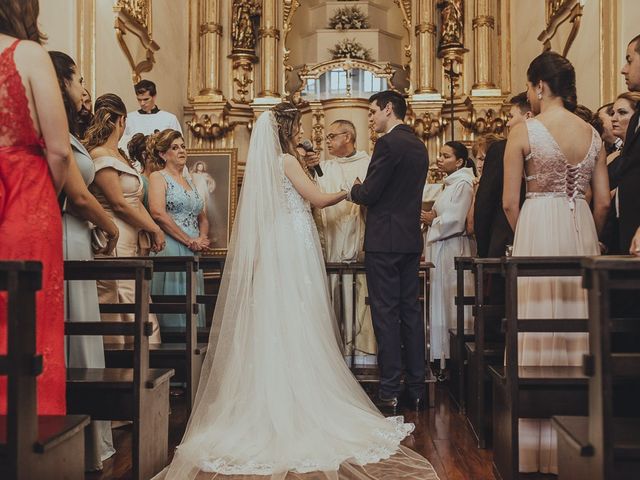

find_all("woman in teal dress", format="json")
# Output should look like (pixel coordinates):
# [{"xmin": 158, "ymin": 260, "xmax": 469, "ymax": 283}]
[{"xmin": 148, "ymin": 129, "xmax": 209, "ymax": 329}]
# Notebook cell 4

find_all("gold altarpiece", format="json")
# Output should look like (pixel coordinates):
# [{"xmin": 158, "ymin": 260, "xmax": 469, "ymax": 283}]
[{"xmin": 104, "ymin": 1, "xmax": 595, "ymax": 183}]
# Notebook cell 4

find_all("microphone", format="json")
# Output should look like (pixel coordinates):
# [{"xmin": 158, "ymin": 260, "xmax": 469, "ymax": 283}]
[{"xmin": 299, "ymin": 139, "xmax": 323, "ymax": 177}]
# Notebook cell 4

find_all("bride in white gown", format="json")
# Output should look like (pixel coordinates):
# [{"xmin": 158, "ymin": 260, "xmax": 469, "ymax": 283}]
[{"xmin": 156, "ymin": 103, "xmax": 438, "ymax": 479}]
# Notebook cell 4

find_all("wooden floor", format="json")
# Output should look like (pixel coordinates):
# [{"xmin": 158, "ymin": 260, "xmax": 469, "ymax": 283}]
[{"xmin": 86, "ymin": 384, "xmax": 499, "ymax": 480}]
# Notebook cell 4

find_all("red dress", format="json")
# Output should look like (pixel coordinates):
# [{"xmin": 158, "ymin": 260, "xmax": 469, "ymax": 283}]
[{"xmin": 0, "ymin": 40, "xmax": 65, "ymax": 414}]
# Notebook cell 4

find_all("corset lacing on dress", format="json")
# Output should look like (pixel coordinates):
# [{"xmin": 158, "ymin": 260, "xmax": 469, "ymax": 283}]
[{"xmin": 523, "ymin": 118, "xmax": 599, "ymax": 212}]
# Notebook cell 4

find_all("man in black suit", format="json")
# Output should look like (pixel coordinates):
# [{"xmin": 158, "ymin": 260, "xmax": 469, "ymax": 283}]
[
  {"xmin": 617, "ymin": 34, "xmax": 640, "ymax": 256},
  {"xmin": 349, "ymin": 91, "xmax": 429, "ymax": 411},
  {"xmin": 474, "ymin": 92, "xmax": 531, "ymax": 259}
]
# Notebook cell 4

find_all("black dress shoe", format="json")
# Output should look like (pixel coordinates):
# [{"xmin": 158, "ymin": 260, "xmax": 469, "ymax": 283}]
[{"xmin": 375, "ymin": 395, "xmax": 399, "ymax": 414}]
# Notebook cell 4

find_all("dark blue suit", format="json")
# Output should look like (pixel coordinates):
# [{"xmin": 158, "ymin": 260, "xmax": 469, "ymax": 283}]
[{"xmin": 350, "ymin": 124, "xmax": 429, "ymax": 399}]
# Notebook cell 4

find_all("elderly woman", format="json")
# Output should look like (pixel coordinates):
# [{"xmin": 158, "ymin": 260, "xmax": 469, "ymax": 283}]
[{"xmin": 148, "ymin": 129, "xmax": 209, "ymax": 329}]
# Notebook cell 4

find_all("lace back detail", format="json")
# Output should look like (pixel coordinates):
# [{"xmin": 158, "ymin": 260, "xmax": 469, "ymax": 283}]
[
  {"xmin": 0, "ymin": 40, "xmax": 40, "ymax": 148},
  {"xmin": 524, "ymin": 119, "xmax": 600, "ymax": 206}
]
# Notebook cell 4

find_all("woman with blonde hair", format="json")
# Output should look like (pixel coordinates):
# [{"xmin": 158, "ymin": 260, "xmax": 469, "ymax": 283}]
[
  {"xmin": 148, "ymin": 129, "xmax": 208, "ymax": 329},
  {"xmin": 85, "ymin": 93, "xmax": 163, "ymax": 344}
]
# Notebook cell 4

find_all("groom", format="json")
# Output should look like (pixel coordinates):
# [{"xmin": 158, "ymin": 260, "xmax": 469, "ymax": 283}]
[{"xmin": 349, "ymin": 91, "xmax": 429, "ymax": 411}]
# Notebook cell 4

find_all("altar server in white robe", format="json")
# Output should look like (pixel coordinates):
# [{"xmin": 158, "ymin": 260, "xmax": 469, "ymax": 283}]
[
  {"xmin": 423, "ymin": 141, "xmax": 477, "ymax": 370},
  {"xmin": 314, "ymin": 120, "xmax": 375, "ymax": 364}
]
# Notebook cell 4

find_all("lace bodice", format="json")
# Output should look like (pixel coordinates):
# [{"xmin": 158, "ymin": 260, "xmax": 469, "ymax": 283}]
[
  {"xmin": 161, "ymin": 171, "xmax": 204, "ymax": 237},
  {"xmin": 281, "ymin": 164, "xmax": 317, "ymax": 247},
  {"xmin": 0, "ymin": 40, "xmax": 41, "ymax": 148},
  {"xmin": 524, "ymin": 118, "xmax": 600, "ymax": 200}
]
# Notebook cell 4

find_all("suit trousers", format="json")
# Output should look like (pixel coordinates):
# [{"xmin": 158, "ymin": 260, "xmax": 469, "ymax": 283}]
[{"xmin": 365, "ymin": 251, "xmax": 425, "ymax": 398}]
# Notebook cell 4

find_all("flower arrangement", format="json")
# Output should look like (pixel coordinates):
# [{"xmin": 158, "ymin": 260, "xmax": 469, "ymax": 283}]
[
  {"xmin": 328, "ymin": 38, "xmax": 373, "ymax": 61},
  {"xmin": 328, "ymin": 6, "xmax": 369, "ymax": 30}
]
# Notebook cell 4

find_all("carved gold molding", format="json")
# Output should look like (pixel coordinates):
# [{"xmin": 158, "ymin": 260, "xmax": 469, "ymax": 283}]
[
  {"xmin": 187, "ymin": 111, "xmax": 238, "ymax": 141},
  {"xmin": 406, "ymin": 109, "xmax": 448, "ymax": 141},
  {"xmin": 538, "ymin": 0, "xmax": 584, "ymax": 57},
  {"xmin": 113, "ymin": 0, "xmax": 159, "ymax": 83},
  {"xmin": 459, "ymin": 108, "xmax": 506, "ymax": 135}
]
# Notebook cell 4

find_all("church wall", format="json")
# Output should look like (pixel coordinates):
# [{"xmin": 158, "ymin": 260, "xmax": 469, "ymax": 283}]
[{"xmin": 40, "ymin": 0, "xmax": 188, "ymax": 127}]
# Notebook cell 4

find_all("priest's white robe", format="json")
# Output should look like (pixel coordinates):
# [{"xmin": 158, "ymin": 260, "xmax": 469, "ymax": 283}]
[{"xmin": 317, "ymin": 151, "xmax": 375, "ymax": 362}]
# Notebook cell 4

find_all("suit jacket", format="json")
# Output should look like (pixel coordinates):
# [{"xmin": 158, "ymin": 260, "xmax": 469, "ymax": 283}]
[
  {"xmin": 611, "ymin": 110, "xmax": 640, "ymax": 251},
  {"xmin": 473, "ymin": 140, "xmax": 511, "ymax": 258},
  {"xmin": 350, "ymin": 124, "xmax": 428, "ymax": 253}
]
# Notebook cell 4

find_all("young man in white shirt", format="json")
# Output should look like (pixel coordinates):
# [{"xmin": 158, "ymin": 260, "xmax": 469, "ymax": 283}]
[{"xmin": 119, "ymin": 79, "xmax": 183, "ymax": 151}]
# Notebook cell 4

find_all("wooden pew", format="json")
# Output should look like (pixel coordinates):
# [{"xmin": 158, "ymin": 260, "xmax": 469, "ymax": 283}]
[
  {"xmin": 160, "ymin": 255, "xmax": 225, "ymax": 344},
  {"xmin": 0, "ymin": 261, "xmax": 89, "ymax": 480},
  {"xmin": 490, "ymin": 257, "xmax": 589, "ymax": 480},
  {"xmin": 64, "ymin": 259, "xmax": 174, "ymax": 480},
  {"xmin": 450, "ymin": 256, "xmax": 475, "ymax": 412},
  {"xmin": 103, "ymin": 256, "xmax": 208, "ymax": 413},
  {"xmin": 465, "ymin": 257, "xmax": 505, "ymax": 448},
  {"xmin": 325, "ymin": 262, "xmax": 437, "ymax": 407},
  {"xmin": 553, "ymin": 256, "xmax": 640, "ymax": 480}
]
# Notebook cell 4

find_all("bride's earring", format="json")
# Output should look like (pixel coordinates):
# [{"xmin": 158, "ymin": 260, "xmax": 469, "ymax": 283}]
[{"xmin": 537, "ymin": 90, "xmax": 543, "ymax": 100}]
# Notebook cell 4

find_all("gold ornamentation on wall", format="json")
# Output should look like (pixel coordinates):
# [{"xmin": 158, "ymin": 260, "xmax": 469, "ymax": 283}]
[
  {"xmin": 459, "ymin": 108, "xmax": 506, "ymax": 135},
  {"xmin": 539, "ymin": 0, "xmax": 584, "ymax": 57},
  {"xmin": 115, "ymin": 0, "xmax": 151, "ymax": 33},
  {"xmin": 113, "ymin": 0, "xmax": 158, "ymax": 83},
  {"xmin": 187, "ymin": 112, "xmax": 236, "ymax": 141},
  {"xmin": 232, "ymin": 0, "xmax": 261, "ymax": 52},
  {"xmin": 310, "ymin": 107, "xmax": 325, "ymax": 153},
  {"xmin": 437, "ymin": 0, "xmax": 464, "ymax": 52},
  {"xmin": 407, "ymin": 110, "xmax": 448, "ymax": 141}
]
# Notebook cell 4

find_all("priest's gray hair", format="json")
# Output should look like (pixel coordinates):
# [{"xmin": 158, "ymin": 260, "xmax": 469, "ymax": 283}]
[{"xmin": 330, "ymin": 119, "xmax": 357, "ymax": 143}]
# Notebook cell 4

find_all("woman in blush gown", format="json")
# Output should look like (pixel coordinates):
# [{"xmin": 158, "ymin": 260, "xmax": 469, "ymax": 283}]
[
  {"xmin": 0, "ymin": 2, "xmax": 70, "ymax": 416},
  {"xmin": 154, "ymin": 103, "xmax": 438, "ymax": 480},
  {"xmin": 503, "ymin": 51, "xmax": 610, "ymax": 474}
]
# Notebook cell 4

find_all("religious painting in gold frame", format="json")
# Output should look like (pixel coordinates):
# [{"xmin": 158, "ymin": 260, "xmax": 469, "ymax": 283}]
[{"xmin": 186, "ymin": 148, "xmax": 238, "ymax": 255}]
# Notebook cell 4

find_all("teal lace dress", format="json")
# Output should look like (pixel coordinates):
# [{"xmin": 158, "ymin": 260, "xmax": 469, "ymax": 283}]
[{"xmin": 152, "ymin": 171, "xmax": 206, "ymax": 329}]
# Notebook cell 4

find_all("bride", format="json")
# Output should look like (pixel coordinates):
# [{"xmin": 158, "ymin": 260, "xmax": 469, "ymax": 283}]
[{"xmin": 156, "ymin": 103, "xmax": 438, "ymax": 479}]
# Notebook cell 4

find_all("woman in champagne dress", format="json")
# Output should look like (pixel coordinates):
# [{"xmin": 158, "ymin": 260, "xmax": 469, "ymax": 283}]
[
  {"xmin": 503, "ymin": 51, "xmax": 610, "ymax": 474},
  {"xmin": 85, "ymin": 94, "xmax": 164, "ymax": 344}
]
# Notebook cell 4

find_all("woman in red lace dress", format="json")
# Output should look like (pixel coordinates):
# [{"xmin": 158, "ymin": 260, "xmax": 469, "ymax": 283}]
[{"xmin": 0, "ymin": 1, "xmax": 70, "ymax": 415}]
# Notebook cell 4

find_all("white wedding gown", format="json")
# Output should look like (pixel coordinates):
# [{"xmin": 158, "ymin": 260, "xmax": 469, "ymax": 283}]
[{"xmin": 155, "ymin": 112, "xmax": 438, "ymax": 479}]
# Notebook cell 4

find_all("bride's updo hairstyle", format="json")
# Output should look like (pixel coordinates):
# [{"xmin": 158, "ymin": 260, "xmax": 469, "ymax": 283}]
[
  {"xmin": 272, "ymin": 102, "xmax": 302, "ymax": 158},
  {"xmin": 83, "ymin": 93, "xmax": 128, "ymax": 153},
  {"xmin": 147, "ymin": 128, "xmax": 183, "ymax": 170},
  {"xmin": 527, "ymin": 51, "xmax": 578, "ymax": 112}
]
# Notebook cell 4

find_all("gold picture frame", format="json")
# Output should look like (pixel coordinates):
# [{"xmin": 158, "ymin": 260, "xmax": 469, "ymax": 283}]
[{"xmin": 186, "ymin": 148, "xmax": 238, "ymax": 255}]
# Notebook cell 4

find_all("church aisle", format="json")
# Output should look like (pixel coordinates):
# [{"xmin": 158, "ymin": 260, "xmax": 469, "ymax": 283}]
[{"xmin": 86, "ymin": 385, "xmax": 500, "ymax": 480}]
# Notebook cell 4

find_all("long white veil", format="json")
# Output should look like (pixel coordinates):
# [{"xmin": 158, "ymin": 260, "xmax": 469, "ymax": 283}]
[{"xmin": 158, "ymin": 110, "xmax": 439, "ymax": 480}]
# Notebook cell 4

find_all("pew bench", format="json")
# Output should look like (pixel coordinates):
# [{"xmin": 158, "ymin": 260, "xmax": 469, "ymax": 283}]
[
  {"xmin": 465, "ymin": 258, "xmax": 505, "ymax": 448},
  {"xmin": 102, "ymin": 256, "xmax": 210, "ymax": 412},
  {"xmin": 553, "ymin": 257, "xmax": 640, "ymax": 480},
  {"xmin": 64, "ymin": 259, "xmax": 174, "ymax": 480},
  {"xmin": 450, "ymin": 256, "xmax": 475, "ymax": 412},
  {"xmin": 491, "ymin": 257, "xmax": 589, "ymax": 480},
  {"xmin": 0, "ymin": 261, "xmax": 89, "ymax": 480}
]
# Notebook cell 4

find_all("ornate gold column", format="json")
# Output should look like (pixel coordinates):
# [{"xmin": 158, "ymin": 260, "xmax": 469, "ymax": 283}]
[
  {"xmin": 256, "ymin": 0, "xmax": 280, "ymax": 100},
  {"xmin": 229, "ymin": 0, "xmax": 260, "ymax": 104},
  {"xmin": 471, "ymin": 0, "xmax": 499, "ymax": 94},
  {"xmin": 197, "ymin": 0, "xmax": 224, "ymax": 100},
  {"xmin": 414, "ymin": 0, "xmax": 439, "ymax": 98}
]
